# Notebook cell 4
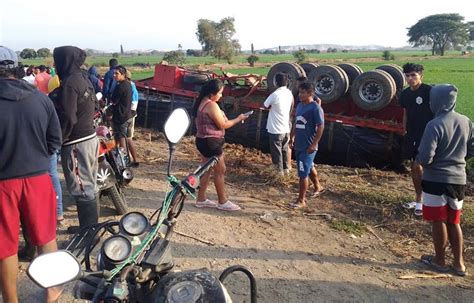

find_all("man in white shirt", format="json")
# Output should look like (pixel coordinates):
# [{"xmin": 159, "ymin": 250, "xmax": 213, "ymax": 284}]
[{"xmin": 263, "ymin": 73, "xmax": 294, "ymax": 174}]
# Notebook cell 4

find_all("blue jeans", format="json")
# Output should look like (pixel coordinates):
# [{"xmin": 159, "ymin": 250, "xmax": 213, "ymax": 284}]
[{"xmin": 49, "ymin": 152, "xmax": 63, "ymax": 217}]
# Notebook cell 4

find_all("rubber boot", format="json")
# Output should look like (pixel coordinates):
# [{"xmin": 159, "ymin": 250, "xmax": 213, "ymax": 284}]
[{"xmin": 68, "ymin": 198, "xmax": 99, "ymax": 234}]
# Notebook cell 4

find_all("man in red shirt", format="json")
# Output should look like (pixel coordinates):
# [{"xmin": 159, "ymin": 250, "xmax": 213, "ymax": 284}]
[{"xmin": 0, "ymin": 46, "xmax": 62, "ymax": 302}]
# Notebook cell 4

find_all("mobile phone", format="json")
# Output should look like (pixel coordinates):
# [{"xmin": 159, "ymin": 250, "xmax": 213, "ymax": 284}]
[{"xmin": 244, "ymin": 110, "xmax": 254, "ymax": 116}]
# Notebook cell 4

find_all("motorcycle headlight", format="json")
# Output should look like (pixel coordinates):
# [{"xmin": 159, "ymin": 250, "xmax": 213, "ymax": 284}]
[
  {"xmin": 120, "ymin": 212, "xmax": 149, "ymax": 236},
  {"xmin": 102, "ymin": 235, "xmax": 131, "ymax": 262}
]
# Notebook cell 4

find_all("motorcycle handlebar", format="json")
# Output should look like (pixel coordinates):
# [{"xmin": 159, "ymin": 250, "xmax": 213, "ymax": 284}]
[{"xmin": 193, "ymin": 156, "xmax": 219, "ymax": 179}]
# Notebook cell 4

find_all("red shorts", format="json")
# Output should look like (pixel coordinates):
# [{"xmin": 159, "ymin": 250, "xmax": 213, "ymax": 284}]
[
  {"xmin": 0, "ymin": 174, "xmax": 57, "ymax": 259},
  {"xmin": 422, "ymin": 191, "xmax": 463, "ymax": 224}
]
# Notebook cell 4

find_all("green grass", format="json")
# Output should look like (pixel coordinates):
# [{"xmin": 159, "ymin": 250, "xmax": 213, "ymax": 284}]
[{"xmin": 329, "ymin": 219, "xmax": 366, "ymax": 236}]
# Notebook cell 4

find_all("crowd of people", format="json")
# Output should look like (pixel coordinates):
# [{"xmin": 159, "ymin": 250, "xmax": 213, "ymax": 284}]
[{"xmin": 0, "ymin": 44, "xmax": 472, "ymax": 302}]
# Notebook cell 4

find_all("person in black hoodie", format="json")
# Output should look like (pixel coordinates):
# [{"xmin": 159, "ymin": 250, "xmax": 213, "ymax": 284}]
[
  {"xmin": 0, "ymin": 46, "xmax": 62, "ymax": 303},
  {"xmin": 53, "ymin": 46, "xmax": 100, "ymax": 234},
  {"xmin": 110, "ymin": 65, "xmax": 133, "ymax": 151}
]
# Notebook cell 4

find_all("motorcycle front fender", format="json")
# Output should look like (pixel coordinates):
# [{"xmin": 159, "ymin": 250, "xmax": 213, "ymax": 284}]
[{"xmin": 97, "ymin": 158, "xmax": 117, "ymax": 190}]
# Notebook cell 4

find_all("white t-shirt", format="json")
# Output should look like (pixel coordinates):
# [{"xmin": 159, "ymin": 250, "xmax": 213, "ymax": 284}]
[
  {"xmin": 263, "ymin": 86, "xmax": 293, "ymax": 134},
  {"xmin": 22, "ymin": 74, "xmax": 36, "ymax": 85}
]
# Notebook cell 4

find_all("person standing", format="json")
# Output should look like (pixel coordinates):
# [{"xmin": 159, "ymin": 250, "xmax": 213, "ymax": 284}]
[
  {"xmin": 34, "ymin": 65, "xmax": 52, "ymax": 94},
  {"xmin": 22, "ymin": 65, "xmax": 36, "ymax": 85},
  {"xmin": 400, "ymin": 63, "xmax": 433, "ymax": 216},
  {"xmin": 263, "ymin": 73, "xmax": 293, "ymax": 175},
  {"xmin": 289, "ymin": 82, "xmax": 325, "ymax": 209},
  {"xmin": 110, "ymin": 65, "xmax": 133, "ymax": 152},
  {"xmin": 103, "ymin": 58, "xmax": 118, "ymax": 101},
  {"xmin": 53, "ymin": 46, "xmax": 99, "ymax": 234},
  {"xmin": 88, "ymin": 65, "xmax": 102, "ymax": 94},
  {"xmin": 125, "ymin": 70, "xmax": 139, "ymax": 167},
  {"xmin": 0, "ymin": 46, "xmax": 62, "ymax": 303},
  {"xmin": 192, "ymin": 79, "xmax": 248, "ymax": 211},
  {"xmin": 416, "ymin": 84, "xmax": 472, "ymax": 276}
]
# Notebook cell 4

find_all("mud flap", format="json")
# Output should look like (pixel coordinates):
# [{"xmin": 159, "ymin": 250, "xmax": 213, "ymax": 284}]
[{"xmin": 97, "ymin": 159, "xmax": 117, "ymax": 191}]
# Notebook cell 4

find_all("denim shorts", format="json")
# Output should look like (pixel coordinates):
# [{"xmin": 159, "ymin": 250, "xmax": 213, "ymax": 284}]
[{"xmin": 295, "ymin": 150, "xmax": 317, "ymax": 177}]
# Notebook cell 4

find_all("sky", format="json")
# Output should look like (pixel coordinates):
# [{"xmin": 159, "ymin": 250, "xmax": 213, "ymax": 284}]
[{"xmin": 1, "ymin": 0, "xmax": 473, "ymax": 52}]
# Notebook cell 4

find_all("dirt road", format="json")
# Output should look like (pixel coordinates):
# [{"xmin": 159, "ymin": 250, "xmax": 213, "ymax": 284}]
[{"xmin": 15, "ymin": 131, "xmax": 474, "ymax": 302}]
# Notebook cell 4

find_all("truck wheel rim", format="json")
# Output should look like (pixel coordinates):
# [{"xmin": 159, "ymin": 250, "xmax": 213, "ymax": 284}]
[
  {"xmin": 359, "ymin": 81, "xmax": 383, "ymax": 103},
  {"xmin": 315, "ymin": 75, "xmax": 335, "ymax": 95}
]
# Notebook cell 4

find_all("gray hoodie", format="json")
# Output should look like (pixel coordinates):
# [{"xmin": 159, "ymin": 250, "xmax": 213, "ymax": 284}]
[{"xmin": 416, "ymin": 84, "xmax": 472, "ymax": 184}]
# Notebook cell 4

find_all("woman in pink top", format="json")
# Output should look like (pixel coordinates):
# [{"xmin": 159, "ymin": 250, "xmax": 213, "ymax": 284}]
[{"xmin": 192, "ymin": 79, "xmax": 249, "ymax": 211}]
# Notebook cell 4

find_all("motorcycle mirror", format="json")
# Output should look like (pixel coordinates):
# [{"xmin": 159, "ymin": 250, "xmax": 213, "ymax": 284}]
[
  {"xmin": 164, "ymin": 108, "xmax": 190, "ymax": 145},
  {"xmin": 27, "ymin": 251, "xmax": 82, "ymax": 288}
]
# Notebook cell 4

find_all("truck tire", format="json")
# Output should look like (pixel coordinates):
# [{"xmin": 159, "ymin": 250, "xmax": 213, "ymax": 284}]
[
  {"xmin": 376, "ymin": 64, "xmax": 406, "ymax": 91},
  {"xmin": 308, "ymin": 64, "xmax": 349, "ymax": 104},
  {"xmin": 300, "ymin": 63, "xmax": 319, "ymax": 78},
  {"xmin": 183, "ymin": 73, "xmax": 210, "ymax": 85},
  {"xmin": 351, "ymin": 70, "xmax": 396, "ymax": 111},
  {"xmin": 104, "ymin": 185, "xmax": 128, "ymax": 215},
  {"xmin": 267, "ymin": 62, "xmax": 306, "ymax": 93},
  {"xmin": 337, "ymin": 63, "xmax": 363, "ymax": 86}
]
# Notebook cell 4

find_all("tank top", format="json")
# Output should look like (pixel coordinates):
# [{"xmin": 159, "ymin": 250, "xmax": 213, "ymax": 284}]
[{"xmin": 196, "ymin": 99, "xmax": 226, "ymax": 138}]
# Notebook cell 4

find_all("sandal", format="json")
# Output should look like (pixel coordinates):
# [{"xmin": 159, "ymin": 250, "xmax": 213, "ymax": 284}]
[
  {"xmin": 289, "ymin": 200, "xmax": 307, "ymax": 209},
  {"xmin": 420, "ymin": 254, "xmax": 450, "ymax": 273},
  {"xmin": 217, "ymin": 201, "xmax": 241, "ymax": 211},
  {"xmin": 310, "ymin": 188, "xmax": 326, "ymax": 198},
  {"xmin": 452, "ymin": 266, "xmax": 468, "ymax": 277},
  {"xmin": 195, "ymin": 199, "xmax": 218, "ymax": 208}
]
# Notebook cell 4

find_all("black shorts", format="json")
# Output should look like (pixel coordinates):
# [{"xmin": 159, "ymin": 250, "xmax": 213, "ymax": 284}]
[
  {"xmin": 402, "ymin": 138, "xmax": 419, "ymax": 161},
  {"xmin": 196, "ymin": 137, "xmax": 225, "ymax": 158},
  {"xmin": 113, "ymin": 120, "xmax": 132, "ymax": 140}
]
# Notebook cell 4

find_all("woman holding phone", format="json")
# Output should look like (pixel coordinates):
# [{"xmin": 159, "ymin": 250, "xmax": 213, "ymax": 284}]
[{"xmin": 192, "ymin": 79, "xmax": 249, "ymax": 211}]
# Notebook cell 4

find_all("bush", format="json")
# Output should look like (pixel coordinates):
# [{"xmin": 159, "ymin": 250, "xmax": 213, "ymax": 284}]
[
  {"xmin": 293, "ymin": 50, "xmax": 307, "ymax": 64},
  {"xmin": 247, "ymin": 54, "xmax": 259, "ymax": 67},
  {"xmin": 112, "ymin": 52, "xmax": 120, "ymax": 58},
  {"xmin": 163, "ymin": 50, "xmax": 186, "ymax": 66},
  {"xmin": 382, "ymin": 50, "xmax": 393, "ymax": 61}
]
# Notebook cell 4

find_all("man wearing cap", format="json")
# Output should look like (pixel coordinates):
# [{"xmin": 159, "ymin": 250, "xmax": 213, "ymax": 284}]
[{"xmin": 0, "ymin": 46, "xmax": 62, "ymax": 302}]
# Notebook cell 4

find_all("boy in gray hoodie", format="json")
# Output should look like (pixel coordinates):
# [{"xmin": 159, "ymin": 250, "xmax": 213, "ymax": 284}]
[{"xmin": 416, "ymin": 84, "xmax": 473, "ymax": 276}]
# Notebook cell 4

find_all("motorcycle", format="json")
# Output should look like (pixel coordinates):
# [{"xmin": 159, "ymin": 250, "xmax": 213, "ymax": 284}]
[
  {"xmin": 27, "ymin": 108, "xmax": 257, "ymax": 302},
  {"xmin": 94, "ymin": 93, "xmax": 132, "ymax": 215}
]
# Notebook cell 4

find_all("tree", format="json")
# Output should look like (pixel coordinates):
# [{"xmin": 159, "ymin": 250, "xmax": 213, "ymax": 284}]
[
  {"xmin": 162, "ymin": 50, "xmax": 186, "ymax": 66},
  {"xmin": 186, "ymin": 49, "xmax": 204, "ymax": 57},
  {"xmin": 196, "ymin": 17, "xmax": 241, "ymax": 62},
  {"xmin": 407, "ymin": 14, "xmax": 471, "ymax": 56},
  {"xmin": 20, "ymin": 48, "xmax": 37, "ymax": 59},
  {"xmin": 37, "ymin": 48, "xmax": 51, "ymax": 58},
  {"xmin": 112, "ymin": 52, "xmax": 120, "ymax": 58},
  {"xmin": 247, "ymin": 54, "xmax": 259, "ymax": 67},
  {"xmin": 293, "ymin": 50, "xmax": 307, "ymax": 64}
]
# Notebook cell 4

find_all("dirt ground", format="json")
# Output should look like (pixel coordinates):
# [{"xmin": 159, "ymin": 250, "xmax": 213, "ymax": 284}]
[{"xmin": 14, "ymin": 128, "xmax": 474, "ymax": 303}]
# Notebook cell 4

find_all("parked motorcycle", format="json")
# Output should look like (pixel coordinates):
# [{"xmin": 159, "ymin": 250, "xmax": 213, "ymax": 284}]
[
  {"xmin": 27, "ymin": 108, "xmax": 257, "ymax": 302},
  {"xmin": 94, "ymin": 93, "xmax": 131, "ymax": 215}
]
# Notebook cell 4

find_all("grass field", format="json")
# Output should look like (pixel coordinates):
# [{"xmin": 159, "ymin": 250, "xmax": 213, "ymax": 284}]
[{"xmin": 23, "ymin": 51, "xmax": 473, "ymax": 119}]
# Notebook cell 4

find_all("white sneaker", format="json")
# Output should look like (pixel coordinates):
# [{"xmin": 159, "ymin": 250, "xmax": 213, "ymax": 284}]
[{"xmin": 402, "ymin": 201, "xmax": 417, "ymax": 209}]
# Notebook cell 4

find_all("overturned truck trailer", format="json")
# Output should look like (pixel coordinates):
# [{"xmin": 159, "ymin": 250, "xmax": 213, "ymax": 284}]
[{"xmin": 135, "ymin": 63, "xmax": 406, "ymax": 168}]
